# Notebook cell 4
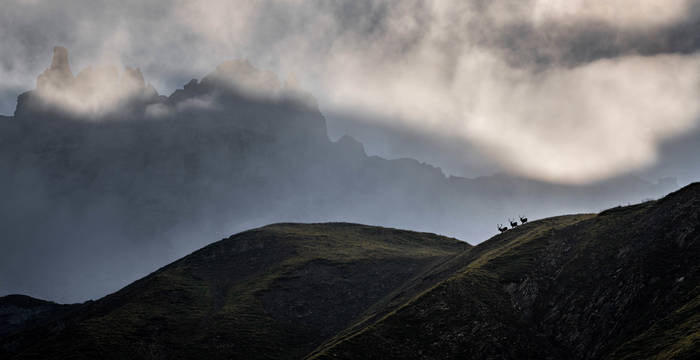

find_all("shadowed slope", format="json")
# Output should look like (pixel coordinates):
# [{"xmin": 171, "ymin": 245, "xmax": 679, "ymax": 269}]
[
  {"xmin": 4, "ymin": 185, "xmax": 700, "ymax": 359},
  {"xmin": 1, "ymin": 223, "xmax": 468, "ymax": 359},
  {"xmin": 312, "ymin": 184, "xmax": 700, "ymax": 359}
]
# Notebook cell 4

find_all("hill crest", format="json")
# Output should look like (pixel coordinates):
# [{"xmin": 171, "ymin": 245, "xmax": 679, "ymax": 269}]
[{"xmin": 2, "ymin": 184, "xmax": 699, "ymax": 359}]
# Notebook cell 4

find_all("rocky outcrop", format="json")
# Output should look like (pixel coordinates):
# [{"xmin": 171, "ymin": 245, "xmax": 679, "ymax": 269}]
[
  {"xmin": 18, "ymin": 47, "xmax": 158, "ymax": 117},
  {"xmin": 36, "ymin": 46, "xmax": 73, "ymax": 91}
]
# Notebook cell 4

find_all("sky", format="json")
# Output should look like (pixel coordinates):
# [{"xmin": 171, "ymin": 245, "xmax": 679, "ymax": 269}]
[{"xmin": 2, "ymin": 0, "xmax": 700, "ymax": 183}]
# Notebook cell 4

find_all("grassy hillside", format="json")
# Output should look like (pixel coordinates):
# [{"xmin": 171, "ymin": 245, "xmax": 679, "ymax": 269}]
[
  {"xmin": 3, "ymin": 184, "xmax": 699, "ymax": 359},
  {"xmin": 311, "ymin": 185, "xmax": 700, "ymax": 359},
  {"xmin": 1, "ymin": 223, "xmax": 468, "ymax": 359},
  {"xmin": 0, "ymin": 295, "xmax": 77, "ymax": 339}
]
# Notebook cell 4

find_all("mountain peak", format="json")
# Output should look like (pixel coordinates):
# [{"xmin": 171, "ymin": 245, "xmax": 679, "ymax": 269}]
[
  {"xmin": 36, "ymin": 46, "xmax": 74, "ymax": 90},
  {"xmin": 50, "ymin": 46, "xmax": 71, "ymax": 73},
  {"xmin": 337, "ymin": 135, "xmax": 366, "ymax": 155},
  {"xmin": 202, "ymin": 59, "xmax": 282, "ymax": 98},
  {"xmin": 18, "ymin": 46, "xmax": 161, "ymax": 117}
]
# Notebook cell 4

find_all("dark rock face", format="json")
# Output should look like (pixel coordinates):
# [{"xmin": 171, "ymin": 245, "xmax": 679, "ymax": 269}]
[
  {"xmin": 49, "ymin": 47, "xmax": 70, "ymax": 72},
  {"xmin": 36, "ymin": 46, "xmax": 73, "ymax": 90}
]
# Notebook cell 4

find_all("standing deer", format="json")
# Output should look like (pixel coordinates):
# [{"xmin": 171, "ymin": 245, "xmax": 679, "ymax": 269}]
[
  {"xmin": 519, "ymin": 215, "xmax": 528, "ymax": 224},
  {"xmin": 497, "ymin": 224, "xmax": 508, "ymax": 233},
  {"xmin": 509, "ymin": 219, "xmax": 518, "ymax": 227}
]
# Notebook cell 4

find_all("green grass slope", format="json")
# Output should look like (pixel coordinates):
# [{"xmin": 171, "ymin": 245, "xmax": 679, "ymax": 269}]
[
  {"xmin": 4, "ymin": 184, "xmax": 699, "ymax": 359},
  {"xmin": 312, "ymin": 184, "xmax": 700, "ymax": 359},
  {"xmin": 2, "ymin": 223, "xmax": 468, "ymax": 359}
]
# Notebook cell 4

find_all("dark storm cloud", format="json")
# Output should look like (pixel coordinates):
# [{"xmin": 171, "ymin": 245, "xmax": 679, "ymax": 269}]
[{"xmin": 478, "ymin": 8, "xmax": 700, "ymax": 70}]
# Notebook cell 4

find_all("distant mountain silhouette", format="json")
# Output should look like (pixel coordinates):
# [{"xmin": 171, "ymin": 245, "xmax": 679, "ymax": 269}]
[
  {"xmin": 0, "ymin": 47, "xmax": 680, "ymax": 302},
  {"xmin": 2, "ymin": 184, "xmax": 698, "ymax": 359}
]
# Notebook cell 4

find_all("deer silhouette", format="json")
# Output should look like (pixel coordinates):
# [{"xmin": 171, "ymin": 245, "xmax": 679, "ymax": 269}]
[
  {"xmin": 519, "ymin": 215, "xmax": 528, "ymax": 224},
  {"xmin": 509, "ymin": 219, "xmax": 518, "ymax": 227},
  {"xmin": 497, "ymin": 224, "xmax": 508, "ymax": 233}
]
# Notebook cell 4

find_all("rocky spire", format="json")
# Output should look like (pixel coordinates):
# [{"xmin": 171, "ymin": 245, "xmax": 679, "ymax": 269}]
[
  {"xmin": 50, "ymin": 46, "xmax": 71, "ymax": 73},
  {"xmin": 37, "ymin": 46, "xmax": 74, "ymax": 90}
]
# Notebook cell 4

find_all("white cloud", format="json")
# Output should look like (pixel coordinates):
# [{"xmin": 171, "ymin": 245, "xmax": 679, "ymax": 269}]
[
  {"xmin": 532, "ymin": 0, "xmax": 690, "ymax": 27},
  {"xmin": 2, "ymin": 0, "xmax": 699, "ymax": 183},
  {"xmin": 464, "ymin": 53, "xmax": 700, "ymax": 183}
]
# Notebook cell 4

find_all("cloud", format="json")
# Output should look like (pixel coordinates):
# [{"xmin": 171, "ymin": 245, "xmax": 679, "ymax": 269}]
[
  {"xmin": 1, "ymin": 0, "xmax": 699, "ymax": 183},
  {"xmin": 465, "ymin": 53, "xmax": 700, "ymax": 183},
  {"xmin": 29, "ymin": 46, "xmax": 158, "ymax": 117},
  {"xmin": 322, "ymin": 48, "xmax": 700, "ymax": 183},
  {"xmin": 531, "ymin": 0, "xmax": 689, "ymax": 27}
]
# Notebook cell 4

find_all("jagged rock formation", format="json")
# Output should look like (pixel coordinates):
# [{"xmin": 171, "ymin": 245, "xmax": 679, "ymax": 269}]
[
  {"xmin": 1, "ymin": 184, "xmax": 698, "ymax": 359},
  {"xmin": 36, "ymin": 46, "xmax": 73, "ymax": 90},
  {"xmin": 0, "ymin": 47, "xmax": 680, "ymax": 302},
  {"xmin": 18, "ymin": 47, "xmax": 159, "ymax": 118}
]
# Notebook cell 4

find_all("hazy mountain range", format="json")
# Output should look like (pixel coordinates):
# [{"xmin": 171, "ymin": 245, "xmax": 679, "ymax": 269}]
[{"xmin": 0, "ymin": 48, "xmax": 681, "ymax": 303}]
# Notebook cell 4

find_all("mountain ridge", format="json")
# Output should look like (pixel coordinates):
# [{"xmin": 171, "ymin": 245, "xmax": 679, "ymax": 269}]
[
  {"xmin": 312, "ymin": 184, "xmax": 700, "ymax": 359},
  {"xmin": 2, "ymin": 184, "xmax": 699, "ymax": 359},
  {"xmin": 1, "ymin": 223, "xmax": 469, "ymax": 359}
]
